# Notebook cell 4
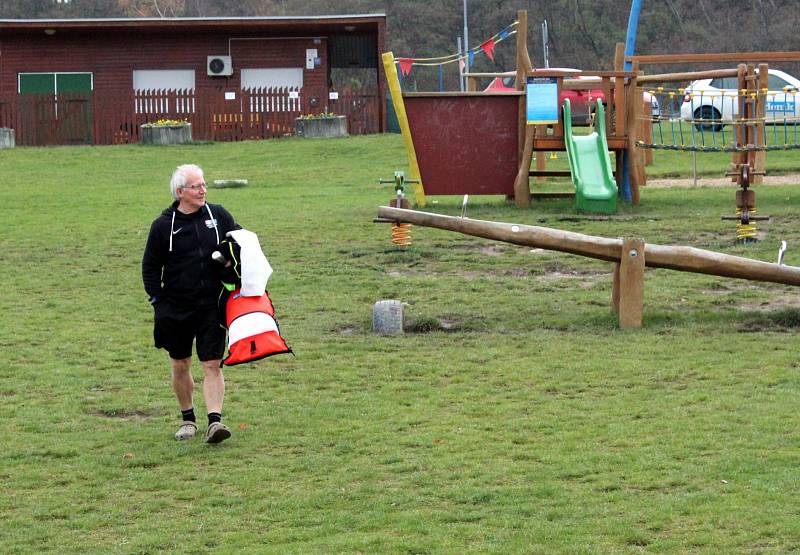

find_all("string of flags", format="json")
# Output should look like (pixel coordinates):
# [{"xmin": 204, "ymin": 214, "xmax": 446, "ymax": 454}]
[{"xmin": 396, "ymin": 21, "xmax": 518, "ymax": 76}]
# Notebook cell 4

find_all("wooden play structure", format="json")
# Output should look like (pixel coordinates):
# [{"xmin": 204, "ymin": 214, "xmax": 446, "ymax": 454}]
[
  {"xmin": 377, "ymin": 205, "xmax": 800, "ymax": 329},
  {"xmin": 385, "ymin": 6, "xmax": 800, "ymax": 227},
  {"xmin": 383, "ymin": 10, "xmax": 649, "ymax": 209},
  {"xmin": 629, "ymin": 51, "xmax": 800, "ymax": 241}
]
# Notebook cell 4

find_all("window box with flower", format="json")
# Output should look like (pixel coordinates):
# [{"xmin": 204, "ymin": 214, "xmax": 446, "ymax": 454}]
[
  {"xmin": 294, "ymin": 112, "xmax": 348, "ymax": 138},
  {"xmin": 140, "ymin": 119, "xmax": 192, "ymax": 145}
]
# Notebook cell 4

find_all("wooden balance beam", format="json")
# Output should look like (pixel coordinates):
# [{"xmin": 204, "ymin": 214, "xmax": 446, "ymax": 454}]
[{"xmin": 377, "ymin": 206, "xmax": 800, "ymax": 328}]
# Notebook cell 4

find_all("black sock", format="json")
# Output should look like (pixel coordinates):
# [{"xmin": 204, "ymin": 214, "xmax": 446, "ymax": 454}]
[
  {"xmin": 181, "ymin": 408, "xmax": 196, "ymax": 423},
  {"xmin": 208, "ymin": 412, "xmax": 222, "ymax": 425}
]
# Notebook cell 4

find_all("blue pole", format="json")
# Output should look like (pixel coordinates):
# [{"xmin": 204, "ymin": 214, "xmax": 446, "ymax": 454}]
[
  {"xmin": 624, "ymin": 0, "xmax": 642, "ymax": 71},
  {"xmin": 620, "ymin": 0, "xmax": 643, "ymax": 202}
]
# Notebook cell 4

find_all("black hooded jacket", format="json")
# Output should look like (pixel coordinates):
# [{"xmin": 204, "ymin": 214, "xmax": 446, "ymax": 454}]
[{"xmin": 142, "ymin": 201, "xmax": 240, "ymax": 308}]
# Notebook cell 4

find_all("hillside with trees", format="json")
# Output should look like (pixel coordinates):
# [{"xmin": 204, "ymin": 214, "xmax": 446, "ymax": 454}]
[{"xmin": 4, "ymin": 0, "xmax": 800, "ymax": 88}]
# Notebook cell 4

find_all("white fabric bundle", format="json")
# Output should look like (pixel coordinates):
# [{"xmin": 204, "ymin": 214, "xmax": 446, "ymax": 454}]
[{"xmin": 228, "ymin": 229, "xmax": 272, "ymax": 297}]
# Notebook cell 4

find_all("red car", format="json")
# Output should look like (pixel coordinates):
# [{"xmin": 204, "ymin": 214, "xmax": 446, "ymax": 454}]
[{"xmin": 485, "ymin": 69, "xmax": 659, "ymax": 125}]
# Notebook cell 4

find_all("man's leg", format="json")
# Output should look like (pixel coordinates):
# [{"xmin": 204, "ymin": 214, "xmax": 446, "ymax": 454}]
[
  {"xmin": 172, "ymin": 357, "xmax": 194, "ymax": 409},
  {"xmin": 201, "ymin": 359, "xmax": 231, "ymax": 443},
  {"xmin": 201, "ymin": 359, "xmax": 224, "ymax": 414},
  {"xmin": 172, "ymin": 357, "xmax": 198, "ymax": 440}
]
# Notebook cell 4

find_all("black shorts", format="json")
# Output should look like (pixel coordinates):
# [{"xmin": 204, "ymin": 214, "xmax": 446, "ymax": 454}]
[{"xmin": 153, "ymin": 300, "xmax": 226, "ymax": 361}]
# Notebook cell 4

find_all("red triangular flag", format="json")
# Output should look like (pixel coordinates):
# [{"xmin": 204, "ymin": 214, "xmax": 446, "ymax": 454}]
[
  {"xmin": 398, "ymin": 58, "xmax": 414, "ymax": 76},
  {"xmin": 480, "ymin": 39, "xmax": 495, "ymax": 62}
]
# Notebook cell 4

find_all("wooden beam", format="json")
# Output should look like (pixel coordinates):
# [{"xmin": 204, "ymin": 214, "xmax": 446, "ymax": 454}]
[
  {"xmin": 628, "ymin": 51, "xmax": 800, "ymax": 65},
  {"xmin": 376, "ymin": 207, "xmax": 800, "ymax": 286},
  {"xmin": 637, "ymin": 69, "xmax": 739, "ymax": 84}
]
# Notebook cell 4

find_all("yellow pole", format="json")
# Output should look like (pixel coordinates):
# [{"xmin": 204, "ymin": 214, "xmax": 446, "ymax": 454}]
[{"xmin": 382, "ymin": 52, "xmax": 427, "ymax": 206}]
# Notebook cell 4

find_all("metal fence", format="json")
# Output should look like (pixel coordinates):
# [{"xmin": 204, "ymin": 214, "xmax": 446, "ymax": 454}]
[{"xmin": 0, "ymin": 86, "xmax": 381, "ymax": 146}]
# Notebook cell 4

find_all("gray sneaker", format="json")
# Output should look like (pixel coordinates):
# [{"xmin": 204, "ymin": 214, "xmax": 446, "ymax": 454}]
[
  {"xmin": 205, "ymin": 422, "xmax": 231, "ymax": 444},
  {"xmin": 175, "ymin": 421, "xmax": 198, "ymax": 441}
]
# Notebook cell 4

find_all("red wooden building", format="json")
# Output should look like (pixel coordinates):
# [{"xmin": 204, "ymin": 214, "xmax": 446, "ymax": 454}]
[{"xmin": 0, "ymin": 14, "xmax": 387, "ymax": 145}]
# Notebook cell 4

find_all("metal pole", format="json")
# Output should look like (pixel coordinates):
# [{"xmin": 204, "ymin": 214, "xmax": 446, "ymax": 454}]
[
  {"xmin": 620, "ymin": 0, "xmax": 644, "ymax": 204},
  {"xmin": 541, "ymin": 20, "xmax": 549, "ymax": 68},
  {"xmin": 457, "ymin": 36, "xmax": 464, "ymax": 92},
  {"xmin": 463, "ymin": 0, "xmax": 469, "ymax": 76}
]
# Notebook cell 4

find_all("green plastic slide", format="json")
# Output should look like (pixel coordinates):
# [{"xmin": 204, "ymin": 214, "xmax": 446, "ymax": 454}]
[{"xmin": 563, "ymin": 99, "xmax": 618, "ymax": 214}]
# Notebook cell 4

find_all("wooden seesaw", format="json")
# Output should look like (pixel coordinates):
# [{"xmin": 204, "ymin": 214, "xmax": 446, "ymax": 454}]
[{"xmin": 377, "ymin": 206, "xmax": 800, "ymax": 329}]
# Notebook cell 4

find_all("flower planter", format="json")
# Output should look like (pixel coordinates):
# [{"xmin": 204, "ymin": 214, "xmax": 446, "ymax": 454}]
[
  {"xmin": 295, "ymin": 116, "xmax": 348, "ymax": 139},
  {"xmin": 140, "ymin": 123, "xmax": 192, "ymax": 145},
  {"xmin": 0, "ymin": 128, "xmax": 15, "ymax": 149}
]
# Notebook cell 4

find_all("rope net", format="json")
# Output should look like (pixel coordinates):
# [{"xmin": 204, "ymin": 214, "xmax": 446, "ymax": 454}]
[{"xmin": 636, "ymin": 86, "xmax": 800, "ymax": 152}]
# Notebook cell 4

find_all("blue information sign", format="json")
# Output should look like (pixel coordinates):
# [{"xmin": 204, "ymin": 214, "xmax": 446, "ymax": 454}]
[{"xmin": 526, "ymin": 76, "xmax": 559, "ymax": 124}]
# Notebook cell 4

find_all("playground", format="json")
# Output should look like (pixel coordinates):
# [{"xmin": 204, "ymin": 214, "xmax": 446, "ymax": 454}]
[{"xmin": 2, "ymin": 134, "xmax": 800, "ymax": 552}]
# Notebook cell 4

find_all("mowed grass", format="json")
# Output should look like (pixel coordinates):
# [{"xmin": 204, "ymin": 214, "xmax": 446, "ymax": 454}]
[{"xmin": 2, "ymin": 135, "xmax": 800, "ymax": 553}]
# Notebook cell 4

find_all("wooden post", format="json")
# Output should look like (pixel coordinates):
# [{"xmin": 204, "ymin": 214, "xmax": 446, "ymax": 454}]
[
  {"xmin": 755, "ymin": 63, "xmax": 767, "ymax": 185},
  {"xmin": 516, "ymin": 10, "xmax": 532, "ymax": 164},
  {"xmin": 733, "ymin": 64, "xmax": 747, "ymax": 182},
  {"xmin": 627, "ymin": 64, "xmax": 645, "ymax": 203},
  {"xmin": 514, "ymin": 124, "xmax": 535, "ymax": 208},
  {"xmin": 615, "ymin": 238, "xmax": 645, "ymax": 329},
  {"xmin": 643, "ymin": 101, "xmax": 654, "ymax": 166}
]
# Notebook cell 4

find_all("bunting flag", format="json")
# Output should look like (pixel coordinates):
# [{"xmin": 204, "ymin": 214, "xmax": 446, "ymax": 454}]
[
  {"xmin": 480, "ymin": 38, "xmax": 496, "ymax": 62},
  {"xmin": 393, "ymin": 20, "xmax": 517, "ymax": 68},
  {"xmin": 398, "ymin": 58, "xmax": 414, "ymax": 76}
]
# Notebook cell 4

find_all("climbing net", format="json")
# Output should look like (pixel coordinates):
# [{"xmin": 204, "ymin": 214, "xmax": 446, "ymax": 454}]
[{"xmin": 637, "ymin": 86, "xmax": 800, "ymax": 152}]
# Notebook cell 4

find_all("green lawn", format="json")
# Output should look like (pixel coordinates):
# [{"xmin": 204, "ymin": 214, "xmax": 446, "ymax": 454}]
[{"xmin": 2, "ymin": 135, "xmax": 800, "ymax": 553}]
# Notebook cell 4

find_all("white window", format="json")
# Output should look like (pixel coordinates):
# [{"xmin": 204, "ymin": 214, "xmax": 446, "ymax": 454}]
[
  {"xmin": 241, "ymin": 68, "xmax": 303, "ymax": 112},
  {"xmin": 133, "ymin": 69, "xmax": 195, "ymax": 113}
]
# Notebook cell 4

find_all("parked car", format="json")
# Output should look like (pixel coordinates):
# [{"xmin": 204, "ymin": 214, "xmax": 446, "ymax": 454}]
[
  {"xmin": 484, "ymin": 68, "xmax": 660, "ymax": 125},
  {"xmin": 680, "ymin": 68, "xmax": 800, "ymax": 131}
]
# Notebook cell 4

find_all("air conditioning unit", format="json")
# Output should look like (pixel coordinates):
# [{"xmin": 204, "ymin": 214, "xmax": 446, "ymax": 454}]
[{"xmin": 207, "ymin": 55, "xmax": 233, "ymax": 77}]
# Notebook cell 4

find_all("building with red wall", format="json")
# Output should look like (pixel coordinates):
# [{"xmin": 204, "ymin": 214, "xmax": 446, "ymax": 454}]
[{"xmin": 0, "ymin": 14, "xmax": 386, "ymax": 145}]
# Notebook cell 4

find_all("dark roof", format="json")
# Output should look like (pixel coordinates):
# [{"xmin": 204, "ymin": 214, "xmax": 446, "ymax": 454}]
[{"xmin": 0, "ymin": 14, "xmax": 386, "ymax": 35}]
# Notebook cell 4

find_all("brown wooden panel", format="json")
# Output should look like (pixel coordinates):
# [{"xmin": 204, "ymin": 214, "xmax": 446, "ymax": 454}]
[{"xmin": 403, "ymin": 94, "xmax": 519, "ymax": 196}]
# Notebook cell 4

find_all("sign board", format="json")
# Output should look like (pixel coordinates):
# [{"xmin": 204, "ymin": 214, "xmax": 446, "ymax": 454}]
[
  {"xmin": 306, "ymin": 49, "xmax": 318, "ymax": 70},
  {"xmin": 288, "ymin": 91, "xmax": 300, "ymax": 99},
  {"xmin": 526, "ymin": 76, "xmax": 559, "ymax": 124},
  {"xmin": 224, "ymin": 91, "xmax": 236, "ymax": 100},
  {"xmin": 329, "ymin": 91, "xmax": 339, "ymax": 100}
]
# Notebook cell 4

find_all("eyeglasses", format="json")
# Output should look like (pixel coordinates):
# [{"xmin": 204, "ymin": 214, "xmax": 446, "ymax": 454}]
[{"xmin": 182, "ymin": 182, "xmax": 207, "ymax": 191}]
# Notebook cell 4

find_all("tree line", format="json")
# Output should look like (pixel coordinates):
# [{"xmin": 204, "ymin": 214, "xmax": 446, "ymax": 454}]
[{"xmin": 4, "ymin": 0, "xmax": 800, "ymax": 88}]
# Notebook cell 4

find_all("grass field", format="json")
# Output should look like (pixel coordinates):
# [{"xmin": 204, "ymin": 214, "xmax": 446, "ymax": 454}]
[{"xmin": 2, "ymin": 135, "xmax": 800, "ymax": 553}]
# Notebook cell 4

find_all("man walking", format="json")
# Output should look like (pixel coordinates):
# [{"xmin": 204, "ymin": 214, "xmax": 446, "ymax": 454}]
[{"xmin": 142, "ymin": 164, "xmax": 240, "ymax": 443}]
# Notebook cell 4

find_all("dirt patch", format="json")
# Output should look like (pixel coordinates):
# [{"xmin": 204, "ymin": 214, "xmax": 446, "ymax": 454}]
[
  {"xmin": 92, "ymin": 409, "xmax": 153, "ymax": 420},
  {"xmin": 480, "ymin": 245, "xmax": 505, "ymax": 256},
  {"xmin": 647, "ymin": 174, "xmax": 800, "ymax": 188}
]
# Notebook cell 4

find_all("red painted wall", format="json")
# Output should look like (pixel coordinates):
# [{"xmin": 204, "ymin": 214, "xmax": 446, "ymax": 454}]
[
  {"xmin": 0, "ymin": 28, "xmax": 327, "ymax": 96},
  {"xmin": 404, "ymin": 94, "xmax": 520, "ymax": 196}
]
